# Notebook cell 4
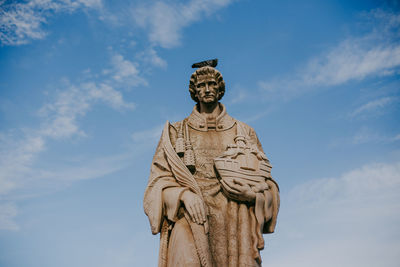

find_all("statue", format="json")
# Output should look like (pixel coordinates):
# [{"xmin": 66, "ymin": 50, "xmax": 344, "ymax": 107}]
[{"xmin": 144, "ymin": 59, "xmax": 280, "ymax": 267}]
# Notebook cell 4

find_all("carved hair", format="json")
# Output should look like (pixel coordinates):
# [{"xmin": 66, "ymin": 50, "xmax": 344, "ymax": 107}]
[{"xmin": 189, "ymin": 66, "xmax": 226, "ymax": 102}]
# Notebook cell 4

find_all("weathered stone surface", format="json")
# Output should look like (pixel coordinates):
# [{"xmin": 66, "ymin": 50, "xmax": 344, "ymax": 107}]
[{"xmin": 143, "ymin": 63, "xmax": 280, "ymax": 267}]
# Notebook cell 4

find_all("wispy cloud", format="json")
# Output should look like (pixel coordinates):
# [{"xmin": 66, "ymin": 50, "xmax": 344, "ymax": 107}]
[
  {"xmin": 392, "ymin": 133, "xmax": 400, "ymax": 141},
  {"xmin": 0, "ymin": 134, "xmax": 45, "ymax": 196},
  {"xmin": 259, "ymin": 9, "xmax": 400, "ymax": 101},
  {"xmin": 0, "ymin": 0, "xmax": 102, "ymax": 46},
  {"xmin": 0, "ymin": 203, "xmax": 18, "ymax": 231},
  {"xmin": 0, "ymin": 53, "xmax": 140, "ymax": 230},
  {"xmin": 110, "ymin": 53, "xmax": 148, "ymax": 86},
  {"xmin": 39, "ymin": 80, "xmax": 135, "ymax": 140},
  {"xmin": 228, "ymin": 85, "xmax": 249, "ymax": 105},
  {"xmin": 137, "ymin": 48, "xmax": 167, "ymax": 69},
  {"xmin": 328, "ymin": 126, "xmax": 400, "ymax": 148},
  {"xmin": 0, "ymin": 80, "xmax": 134, "ymax": 196},
  {"xmin": 264, "ymin": 160, "xmax": 400, "ymax": 267},
  {"xmin": 133, "ymin": 0, "xmax": 234, "ymax": 48},
  {"xmin": 349, "ymin": 96, "xmax": 398, "ymax": 118},
  {"xmin": 131, "ymin": 124, "xmax": 164, "ymax": 143},
  {"xmin": 352, "ymin": 127, "xmax": 400, "ymax": 144}
]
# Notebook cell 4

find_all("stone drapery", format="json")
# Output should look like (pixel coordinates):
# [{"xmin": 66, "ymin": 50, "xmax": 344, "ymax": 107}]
[{"xmin": 143, "ymin": 105, "xmax": 279, "ymax": 267}]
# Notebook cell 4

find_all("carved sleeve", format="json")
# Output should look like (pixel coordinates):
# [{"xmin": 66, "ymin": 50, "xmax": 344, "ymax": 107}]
[
  {"xmin": 143, "ymin": 123, "xmax": 187, "ymax": 234},
  {"xmin": 247, "ymin": 126, "xmax": 265, "ymax": 154},
  {"xmin": 247, "ymin": 125, "xmax": 280, "ymax": 233},
  {"xmin": 162, "ymin": 187, "xmax": 187, "ymax": 221}
]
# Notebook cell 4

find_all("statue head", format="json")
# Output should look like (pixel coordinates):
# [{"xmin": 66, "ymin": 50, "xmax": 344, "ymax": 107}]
[{"xmin": 189, "ymin": 66, "xmax": 225, "ymax": 103}]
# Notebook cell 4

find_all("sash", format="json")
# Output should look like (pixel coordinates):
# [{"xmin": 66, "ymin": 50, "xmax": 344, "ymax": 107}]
[{"xmin": 161, "ymin": 121, "xmax": 213, "ymax": 267}]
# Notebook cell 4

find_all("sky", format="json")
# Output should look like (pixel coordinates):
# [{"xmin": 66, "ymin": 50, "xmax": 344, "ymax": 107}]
[{"xmin": 0, "ymin": 0, "xmax": 399, "ymax": 266}]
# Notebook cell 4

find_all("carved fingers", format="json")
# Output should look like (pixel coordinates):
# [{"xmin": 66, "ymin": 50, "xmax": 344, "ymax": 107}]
[
  {"xmin": 181, "ymin": 190, "xmax": 206, "ymax": 225},
  {"xmin": 221, "ymin": 179, "xmax": 241, "ymax": 195},
  {"xmin": 221, "ymin": 178, "xmax": 256, "ymax": 202},
  {"xmin": 253, "ymin": 181, "xmax": 269, "ymax": 193}
]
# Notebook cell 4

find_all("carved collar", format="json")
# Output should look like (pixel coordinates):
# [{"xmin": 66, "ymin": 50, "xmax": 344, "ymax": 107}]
[{"xmin": 186, "ymin": 103, "xmax": 236, "ymax": 132}]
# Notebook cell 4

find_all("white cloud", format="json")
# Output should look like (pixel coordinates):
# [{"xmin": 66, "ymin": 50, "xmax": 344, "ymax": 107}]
[
  {"xmin": 39, "ymin": 84, "xmax": 90, "ymax": 139},
  {"xmin": 240, "ymin": 109, "xmax": 273, "ymax": 123},
  {"xmin": 86, "ymin": 82, "xmax": 136, "ymax": 109},
  {"xmin": 0, "ymin": 0, "xmax": 102, "ymax": 46},
  {"xmin": 40, "ymin": 153, "xmax": 131, "ymax": 182},
  {"xmin": 259, "ymin": 9, "xmax": 400, "ymax": 101},
  {"xmin": 0, "ymin": 203, "xmax": 18, "ymax": 231},
  {"xmin": 392, "ymin": 134, "xmax": 400, "ymax": 141},
  {"xmin": 302, "ymin": 40, "xmax": 400, "ymax": 87},
  {"xmin": 131, "ymin": 124, "xmax": 164, "ymax": 143},
  {"xmin": 287, "ymin": 161, "xmax": 400, "ymax": 203},
  {"xmin": 99, "ymin": 52, "xmax": 149, "ymax": 87},
  {"xmin": 0, "ymin": 134, "xmax": 45, "ymax": 195},
  {"xmin": 133, "ymin": 0, "xmax": 234, "ymax": 48},
  {"xmin": 39, "ymin": 80, "xmax": 134, "ymax": 140},
  {"xmin": 0, "ymin": 53, "xmax": 138, "ymax": 230},
  {"xmin": 228, "ymin": 85, "xmax": 248, "ymax": 104},
  {"xmin": 328, "ymin": 127, "xmax": 400, "ymax": 148},
  {"xmin": 138, "ymin": 48, "xmax": 167, "ymax": 68},
  {"xmin": 111, "ymin": 54, "xmax": 139, "ymax": 80},
  {"xmin": 263, "ymin": 161, "xmax": 400, "ymax": 267},
  {"xmin": 349, "ymin": 96, "xmax": 398, "ymax": 118},
  {"xmin": 110, "ymin": 54, "xmax": 147, "ymax": 86},
  {"xmin": 352, "ymin": 129, "xmax": 400, "ymax": 145},
  {"xmin": 0, "ymin": 79, "xmax": 134, "ymax": 195}
]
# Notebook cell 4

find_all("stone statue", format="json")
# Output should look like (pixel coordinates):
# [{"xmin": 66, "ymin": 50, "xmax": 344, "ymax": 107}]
[{"xmin": 144, "ymin": 60, "xmax": 280, "ymax": 267}]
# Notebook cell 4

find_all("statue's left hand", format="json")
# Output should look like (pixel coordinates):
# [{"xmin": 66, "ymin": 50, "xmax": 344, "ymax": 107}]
[
  {"xmin": 221, "ymin": 179, "xmax": 256, "ymax": 202},
  {"xmin": 181, "ymin": 190, "xmax": 206, "ymax": 225}
]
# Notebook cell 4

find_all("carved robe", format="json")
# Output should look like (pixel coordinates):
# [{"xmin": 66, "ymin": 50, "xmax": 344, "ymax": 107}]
[{"xmin": 144, "ymin": 104, "xmax": 280, "ymax": 267}]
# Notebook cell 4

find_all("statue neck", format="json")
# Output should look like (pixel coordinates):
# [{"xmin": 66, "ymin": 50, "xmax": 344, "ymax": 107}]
[{"xmin": 198, "ymin": 101, "xmax": 221, "ymax": 119}]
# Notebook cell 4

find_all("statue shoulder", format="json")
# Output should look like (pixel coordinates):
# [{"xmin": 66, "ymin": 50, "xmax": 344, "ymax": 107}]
[
  {"xmin": 168, "ymin": 120, "xmax": 185, "ymax": 146},
  {"xmin": 232, "ymin": 118, "xmax": 257, "ymax": 137},
  {"xmin": 232, "ymin": 118, "xmax": 265, "ymax": 153},
  {"xmin": 170, "ymin": 120, "xmax": 186, "ymax": 134},
  {"xmin": 170, "ymin": 121, "xmax": 180, "ymax": 132}
]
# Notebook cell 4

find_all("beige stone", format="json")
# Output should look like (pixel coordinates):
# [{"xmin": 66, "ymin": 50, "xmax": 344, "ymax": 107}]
[{"xmin": 144, "ymin": 61, "xmax": 280, "ymax": 267}]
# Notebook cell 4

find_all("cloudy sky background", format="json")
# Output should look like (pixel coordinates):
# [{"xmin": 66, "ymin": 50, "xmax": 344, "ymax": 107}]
[{"xmin": 0, "ymin": 0, "xmax": 399, "ymax": 266}]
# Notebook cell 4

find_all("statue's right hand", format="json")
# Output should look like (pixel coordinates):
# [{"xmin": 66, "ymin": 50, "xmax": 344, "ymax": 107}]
[{"xmin": 181, "ymin": 190, "xmax": 206, "ymax": 225}]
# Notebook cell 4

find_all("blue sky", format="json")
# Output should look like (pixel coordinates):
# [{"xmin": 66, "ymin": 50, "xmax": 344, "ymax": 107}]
[{"xmin": 0, "ymin": 0, "xmax": 399, "ymax": 266}]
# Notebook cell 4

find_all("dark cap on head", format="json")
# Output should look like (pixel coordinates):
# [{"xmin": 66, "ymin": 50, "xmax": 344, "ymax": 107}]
[{"xmin": 191, "ymin": 59, "xmax": 218, "ymax": 68}]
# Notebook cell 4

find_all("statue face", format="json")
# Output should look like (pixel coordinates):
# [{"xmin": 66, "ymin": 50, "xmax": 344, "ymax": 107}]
[{"xmin": 195, "ymin": 75, "xmax": 219, "ymax": 104}]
